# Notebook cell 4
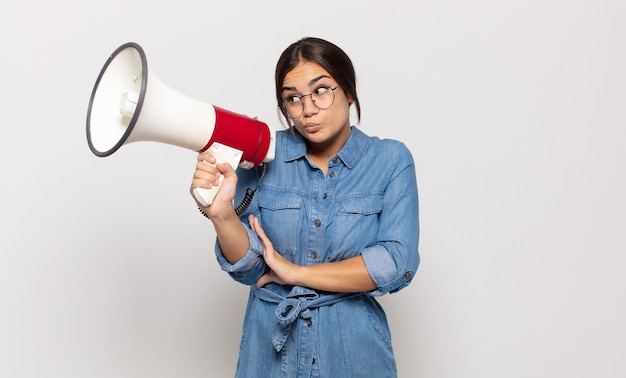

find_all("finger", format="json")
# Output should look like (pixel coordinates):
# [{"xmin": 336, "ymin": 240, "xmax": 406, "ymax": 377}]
[
  {"xmin": 215, "ymin": 161, "xmax": 235, "ymax": 176},
  {"xmin": 194, "ymin": 172, "xmax": 220, "ymax": 190},
  {"xmin": 249, "ymin": 216, "xmax": 274, "ymax": 250},
  {"xmin": 197, "ymin": 152, "xmax": 216, "ymax": 164},
  {"xmin": 248, "ymin": 214, "xmax": 257, "ymax": 229},
  {"xmin": 249, "ymin": 215, "xmax": 267, "ymax": 239},
  {"xmin": 194, "ymin": 160, "xmax": 221, "ymax": 186},
  {"xmin": 196, "ymin": 160, "xmax": 220, "ymax": 176},
  {"xmin": 249, "ymin": 214, "xmax": 261, "ymax": 233},
  {"xmin": 256, "ymin": 273, "xmax": 271, "ymax": 288}
]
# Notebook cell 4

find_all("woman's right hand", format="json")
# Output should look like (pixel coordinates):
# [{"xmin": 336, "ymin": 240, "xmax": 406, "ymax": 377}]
[{"xmin": 190, "ymin": 151, "xmax": 239, "ymax": 219}]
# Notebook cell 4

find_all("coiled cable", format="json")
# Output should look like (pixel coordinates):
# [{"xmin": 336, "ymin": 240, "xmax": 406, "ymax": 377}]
[
  {"xmin": 235, "ymin": 163, "xmax": 267, "ymax": 216},
  {"xmin": 198, "ymin": 163, "xmax": 267, "ymax": 219}
]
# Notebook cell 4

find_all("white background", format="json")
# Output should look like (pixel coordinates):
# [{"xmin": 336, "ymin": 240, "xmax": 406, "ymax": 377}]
[{"xmin": 1, "ymin": 1, "xmax": 625, "ymax": 377}]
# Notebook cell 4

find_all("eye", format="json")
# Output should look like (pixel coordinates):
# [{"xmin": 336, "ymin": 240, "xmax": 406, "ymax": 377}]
[
  {"xmin": 314, "ymin": 86, "xmax": 330, "ymax": 95},
  {"xmin": 284, "ymin": 95, "xmax": 301, "ymax": 104}
]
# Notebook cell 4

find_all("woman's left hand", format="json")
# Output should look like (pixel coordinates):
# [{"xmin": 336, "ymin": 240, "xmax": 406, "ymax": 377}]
[{"xmin": 249, "ymin": 215, "xmax": 300, "ymax": 288}]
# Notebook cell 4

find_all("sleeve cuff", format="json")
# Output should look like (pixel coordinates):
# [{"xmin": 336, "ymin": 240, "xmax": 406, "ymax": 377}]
[
  {"xmin": 215, "ymin": 226, "xmax": 264, "ymax": 272},
  {"xmin": 361, "ymin": 245, "xmax": 398, "ymax": 296}
]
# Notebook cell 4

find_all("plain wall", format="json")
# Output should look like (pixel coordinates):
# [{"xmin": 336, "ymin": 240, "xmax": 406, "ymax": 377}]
[{"xmin": 1, "ymin": 1, "xmax": 625, "ymax": 377}]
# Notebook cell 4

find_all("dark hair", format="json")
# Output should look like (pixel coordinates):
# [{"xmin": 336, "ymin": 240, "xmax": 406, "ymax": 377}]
[{"xmin": 275, "ymin": 37, "xmax": 361, "ymax": 125}]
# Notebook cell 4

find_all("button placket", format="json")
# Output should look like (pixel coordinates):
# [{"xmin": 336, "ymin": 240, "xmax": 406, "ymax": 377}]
[{"xmin": 327, "ymin": 155, "xmax": 339, "ymax": 179}]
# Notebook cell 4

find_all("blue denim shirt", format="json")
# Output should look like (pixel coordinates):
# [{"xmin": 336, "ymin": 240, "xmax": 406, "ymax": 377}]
[{"xmin": 215, "ymin": 126, "xmax": 419, "ymax": 377}]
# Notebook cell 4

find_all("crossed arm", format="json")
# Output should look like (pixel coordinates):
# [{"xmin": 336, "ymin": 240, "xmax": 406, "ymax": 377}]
[{"xmin": 191, "ymin": 152, "xmax": 376, "ymax": 293}]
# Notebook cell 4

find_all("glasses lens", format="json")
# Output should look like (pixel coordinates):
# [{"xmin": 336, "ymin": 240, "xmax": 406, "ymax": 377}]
[
  {"xmin": 284, "ymin": 98, "xmax": 303, "ymax": 119},
  {"xmin": 284, "ymin": 87, "xmax": 337, "ymax": 119},
  {"xmin": 312, "ymin": 87, "xmax": 335, "ymax": 110}
]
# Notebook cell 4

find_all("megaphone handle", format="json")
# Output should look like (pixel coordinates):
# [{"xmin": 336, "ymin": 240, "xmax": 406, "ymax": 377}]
[
  {"xmin": 193, "ymin": 143, "xmax": 243, "ymax": 207},
  {"xmin": 193, "ymin": 181, "xmax": 223, "ymax": 207}
]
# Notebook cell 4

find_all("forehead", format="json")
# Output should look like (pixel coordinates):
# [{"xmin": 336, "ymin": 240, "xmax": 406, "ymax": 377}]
[{"xmin": 282, "ymin": 61, "xmax": 333, "ymax": 89}]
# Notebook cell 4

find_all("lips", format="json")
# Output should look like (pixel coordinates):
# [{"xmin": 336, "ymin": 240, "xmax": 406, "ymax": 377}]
[{"xmin": 303, "ymin": 122, "xmax": 320, "ymax": 132}]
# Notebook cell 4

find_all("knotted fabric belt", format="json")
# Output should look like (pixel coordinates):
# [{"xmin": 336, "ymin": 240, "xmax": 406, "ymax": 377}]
[{"xmin": 250, "ymin": 285, "xmax": 361, "ymax": 351}]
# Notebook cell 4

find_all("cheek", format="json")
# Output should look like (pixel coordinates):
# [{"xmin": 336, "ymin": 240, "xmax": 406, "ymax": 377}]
[{"xmin": 335, "ymin": 101, "xmax": 352, "ymax": 122}]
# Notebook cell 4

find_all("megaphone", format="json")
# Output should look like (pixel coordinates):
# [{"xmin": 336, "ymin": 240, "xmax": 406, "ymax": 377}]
[{"xmin": 86, "ymin": 42, "xmax": 275, "ymax": 207}]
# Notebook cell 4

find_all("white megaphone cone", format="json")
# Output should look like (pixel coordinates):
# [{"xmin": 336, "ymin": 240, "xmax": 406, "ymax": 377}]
[{"xmin": 86, "ymin": 42, "xmax": 275, "ymax": 207}]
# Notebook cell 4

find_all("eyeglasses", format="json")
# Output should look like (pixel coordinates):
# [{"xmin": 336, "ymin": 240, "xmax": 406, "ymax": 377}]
[{"xmin": 282, "ymin": 86, "xmax": 339, "ymax": 119}]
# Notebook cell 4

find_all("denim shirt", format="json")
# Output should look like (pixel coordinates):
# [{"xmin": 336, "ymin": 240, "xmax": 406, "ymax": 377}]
[{"xmin": 215, "ymin": 126, "xmax": 419, "ymax": 377}]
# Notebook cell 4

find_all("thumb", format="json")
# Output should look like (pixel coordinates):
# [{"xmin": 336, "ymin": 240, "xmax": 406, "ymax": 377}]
[
  {"xmin": 216, "ymin": 161, "xmax": 236, "ymax": 177},
  {"xmin": 208, "ymin": 162, "xmax": 238, "ymax": 207},
  {"xmin": 256, "ymin": 273, "xmax": 272, "ymax": 288}
]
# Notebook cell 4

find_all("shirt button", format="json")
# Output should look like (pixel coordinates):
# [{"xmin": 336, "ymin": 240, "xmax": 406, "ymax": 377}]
[
  {"xmin": 322, "ymin": 192, "xmax": 328, "ymax": 199},
  {"xmin": 306, "ymin": 319, "xmax": 313, "ymax": 327},
  {"xmin": 311, "ymin": 251, "xmax": 318, "ymax": 259},
  {"xmin": 315, "ymin": 219, "xmax": 321, "ymax": 227},
  {"xmin": 404, "ymin": 272, "xmax": 411, "ymax": 279},
  {"xmin": 328, "ymin": 171, "xmax": 335, "ymax": 178},
  {"xmin": 332, "ymin": 157, "xmax": 338, "ymax": 163},
  {"xmin": 312, "ymin": 357, "xmax": 316, "ymax": 364}
]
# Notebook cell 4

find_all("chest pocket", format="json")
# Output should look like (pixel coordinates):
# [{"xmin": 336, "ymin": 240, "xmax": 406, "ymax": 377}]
[
  {"xmin": 331, "ymin": 194, "xmax": 384, "ymax": 255},
  {"xmin": 338, "ymin": 194, "xmax": 384, "ymax": 215},
  {"xmin": 258, "ymin": 192, "xmax": 303, "ymax": 256}
]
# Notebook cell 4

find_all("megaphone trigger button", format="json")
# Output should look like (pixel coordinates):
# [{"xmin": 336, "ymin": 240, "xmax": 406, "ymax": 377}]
[{"xmin": 239, "ymin": 160, "xmax": 254, "ymax": 170}]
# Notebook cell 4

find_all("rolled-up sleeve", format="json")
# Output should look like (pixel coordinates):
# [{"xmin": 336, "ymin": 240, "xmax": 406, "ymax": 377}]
[
  {"xmin": 215, "ymin": 225, "xmax": 267, "ymax": 284},
  {"xmin": 361, "ymin": 144, "xmax": 420, "ymax": 296}
]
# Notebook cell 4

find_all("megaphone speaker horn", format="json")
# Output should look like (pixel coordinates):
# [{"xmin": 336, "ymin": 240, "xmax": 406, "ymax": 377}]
[{"xmin": 86, "ymin": 42, "xmax": 276, "ymax": 206}]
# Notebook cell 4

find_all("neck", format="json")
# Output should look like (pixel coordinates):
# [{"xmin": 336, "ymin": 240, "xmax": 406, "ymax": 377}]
[{"xmin": 305, "ymin": 125, "xmax": 351, "ymax": 174}]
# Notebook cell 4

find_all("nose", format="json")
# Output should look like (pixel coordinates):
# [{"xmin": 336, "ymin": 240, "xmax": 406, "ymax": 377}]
[{"xmin": 301, "ymin": 95, "xmax": 318, "ymax": 117}]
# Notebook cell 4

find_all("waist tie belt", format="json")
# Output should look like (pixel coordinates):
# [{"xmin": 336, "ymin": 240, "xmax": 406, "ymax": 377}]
[{"xmin": 250, "ymin": 285, "xmax": 361, "ymax": 352}]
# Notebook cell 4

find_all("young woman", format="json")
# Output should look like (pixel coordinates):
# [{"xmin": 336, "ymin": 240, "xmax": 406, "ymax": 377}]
[{"xmin": 191, "ymin": 37, "xmax": 420, "ymax": 377}]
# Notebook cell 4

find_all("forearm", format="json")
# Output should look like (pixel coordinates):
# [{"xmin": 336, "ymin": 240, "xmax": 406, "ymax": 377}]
[
  {"xmin": 212, "ymin": 209, "xmax": 250, "ymax": 264},
  {"xmin": 293, "ymin": 256, "xmax": 377, "ymax": 293}
]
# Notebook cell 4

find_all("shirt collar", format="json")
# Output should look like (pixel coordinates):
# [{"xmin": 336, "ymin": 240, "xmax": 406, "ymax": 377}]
[{"xmin": 282, "ymin": 126, "xmax": 369, "ymax": 170}]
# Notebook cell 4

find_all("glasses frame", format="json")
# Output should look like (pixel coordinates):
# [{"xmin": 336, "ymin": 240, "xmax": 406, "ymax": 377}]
[{"xmin": 282, "ymin": 86, "xmax": 339, "ymax": 119}]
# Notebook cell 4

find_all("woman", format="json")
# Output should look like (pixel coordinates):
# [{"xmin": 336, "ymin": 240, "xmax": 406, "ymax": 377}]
[{"xmin": 191, "ymin": 37, "xmax": 419, "ymax": 377}]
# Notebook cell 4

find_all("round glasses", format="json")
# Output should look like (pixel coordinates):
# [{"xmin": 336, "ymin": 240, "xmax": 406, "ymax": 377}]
[{"xmin": 282, "ymin": 86, "xmax": 339, "ymax": 119}]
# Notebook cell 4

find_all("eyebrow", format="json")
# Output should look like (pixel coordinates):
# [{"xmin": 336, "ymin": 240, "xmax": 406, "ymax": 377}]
[{"xmin": 281, "ymin": 74, "xmax": 332, "ymax": 92}]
